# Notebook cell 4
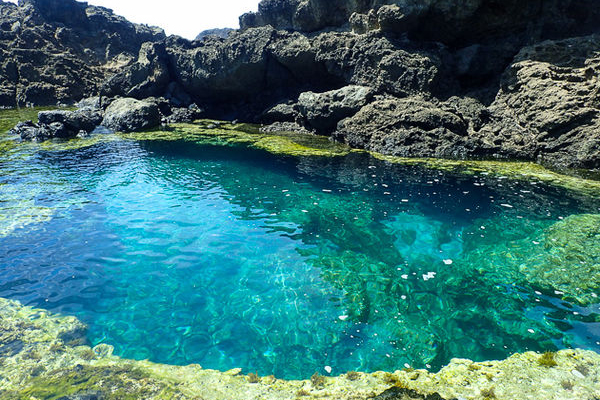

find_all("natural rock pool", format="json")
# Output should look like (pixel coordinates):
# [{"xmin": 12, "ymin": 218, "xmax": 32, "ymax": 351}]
[{"xmin": 1, "ymin": 111, "xmax": 600, "ymax": 380}]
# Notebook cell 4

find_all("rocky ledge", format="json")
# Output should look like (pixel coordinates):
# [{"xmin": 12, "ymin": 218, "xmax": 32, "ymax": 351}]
[
  {"xmin": 0, "ymin": 297, "xmax": 599, "ymax": 400},
  {"xmin": 1, "ymin": 0, "xmax": 600, "ymax": 169}
]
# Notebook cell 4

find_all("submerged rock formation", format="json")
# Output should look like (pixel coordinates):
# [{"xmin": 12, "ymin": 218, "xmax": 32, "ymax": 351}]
[{"xmin": 1, "ymin": 0, "xmax": 600, "ymax": 168}]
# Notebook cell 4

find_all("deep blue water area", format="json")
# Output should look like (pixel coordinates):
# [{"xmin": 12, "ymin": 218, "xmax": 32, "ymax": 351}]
[{"xmin": 1, "ymin": 136, "xmax": 600, "ymax": 379}]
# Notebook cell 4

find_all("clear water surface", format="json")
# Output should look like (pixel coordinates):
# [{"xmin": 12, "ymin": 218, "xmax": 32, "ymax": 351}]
[{"xmin": 1, "ymin": 121, "xmax": 600, "ymax": 379}]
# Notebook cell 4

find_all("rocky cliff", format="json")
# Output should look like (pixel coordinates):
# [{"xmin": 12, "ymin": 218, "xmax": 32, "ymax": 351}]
[
  {"xmin": 1, "ymin": 0, "xmax": 600, "ymax": 169},
  {"xmin": 0, "ymin": 0, "xmax": 164, "ymax": 106}
]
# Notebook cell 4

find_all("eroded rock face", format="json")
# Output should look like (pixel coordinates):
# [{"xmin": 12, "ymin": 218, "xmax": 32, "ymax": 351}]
[
  {"xmin": 485, "ymin": 36, "xmax": 600, "ymax": 168},
  {"xmin": 240, "ymin": 0, "xmax": 600, "ymax": 45},
  {"xmin": 336, "ymin": 96, "xmax": 472, "ymax": 158},
  {"xmin": 298, "ymin": 85, "xmax": 373, "ymax": 132},
  {"xmin": 0, "ymin": 0, "xmax": 165, "ymax": 107}
]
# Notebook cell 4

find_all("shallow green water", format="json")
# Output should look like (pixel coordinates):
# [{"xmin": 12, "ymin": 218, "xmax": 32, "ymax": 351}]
[{"xmin": 1, "ymin": 116, "xmax": 600, "ymax": 379}]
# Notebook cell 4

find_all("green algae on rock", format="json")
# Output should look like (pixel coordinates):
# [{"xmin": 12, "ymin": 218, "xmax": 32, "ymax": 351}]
[
  {"xmin": 120, "ymin": 121, "xmax": 354, "ymax": 158},
  {"xmin": 1, "ymin": 297, "xmax": 599, "ymax": 400}
]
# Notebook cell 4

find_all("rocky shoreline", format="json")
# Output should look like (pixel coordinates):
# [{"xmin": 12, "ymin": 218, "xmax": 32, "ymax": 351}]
[
  {"xmin": 0, "ymin": 297, "xmax": 598, "ymax": 400},
  {"xmin": 1, "ymin": 0, "xmax": 599, "ymax": 169}
]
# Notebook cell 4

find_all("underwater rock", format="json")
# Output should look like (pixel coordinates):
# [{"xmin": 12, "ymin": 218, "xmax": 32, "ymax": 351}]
[
  {"xmin": 462, "ymin": 213, "xmax": 600, "ymax": 305},
  {"xmin": 101, "ymin": 97, "xmax": 160, "ymax": 132}
]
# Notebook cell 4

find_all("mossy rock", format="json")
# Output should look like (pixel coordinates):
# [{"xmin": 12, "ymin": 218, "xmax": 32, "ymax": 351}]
[{"xmin": 14, "ymin": 364, "xmax": 182, "ymax": 400}]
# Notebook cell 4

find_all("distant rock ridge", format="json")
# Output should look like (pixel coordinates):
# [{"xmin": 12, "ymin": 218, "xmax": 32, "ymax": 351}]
[
  {"xmin": 2, "ymin": 0, "xmax": 600, "ymax": 169},
  {"xmin": 195, "ymin": 27, "xmax": 234, "ymax": 40}
]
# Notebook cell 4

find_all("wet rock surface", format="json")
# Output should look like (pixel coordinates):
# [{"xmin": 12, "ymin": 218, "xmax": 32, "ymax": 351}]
[{"xmin": 1, "ymin": 0, "xmax": 600, "ymax": 166}]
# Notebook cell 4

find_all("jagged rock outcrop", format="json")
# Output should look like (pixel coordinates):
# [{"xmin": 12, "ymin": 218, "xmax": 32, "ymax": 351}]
[
  {"xmin": 297, "ymin": 85, "xmax": 373, "ymax": 132},
  {"xmin": 2, "ymin": 0, "xmax": 600, "ymax": 169},
  {"xmin": 0, "ymin": 0, "xmax": 165, "ymax": 107},
  {"xmin": 484, "ymin": 36, "xmax": 600, "ymax": 168},
  {"xmin": 240, "ymin": 0, "xmax": 600, "ymax": 46},
  {"xmin": 336, "ymin": 96, "xmax": 474, "ymax": 158}
]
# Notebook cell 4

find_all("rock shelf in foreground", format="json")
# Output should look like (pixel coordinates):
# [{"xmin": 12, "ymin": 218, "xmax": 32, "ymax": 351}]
[{"xmin": 0, "ymin": 297, "xmax": 599, "ymax": 400}]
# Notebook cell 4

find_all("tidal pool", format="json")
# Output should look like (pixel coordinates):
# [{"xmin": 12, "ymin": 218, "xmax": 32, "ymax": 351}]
[{"xmin": 1, "ymin": 117, "xmax": 600, "ymax": 380}]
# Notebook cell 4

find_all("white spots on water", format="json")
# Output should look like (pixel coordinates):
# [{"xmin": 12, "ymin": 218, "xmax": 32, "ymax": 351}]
[
  {"xmin": 527, "ymin": 328, "xmax": 535, "ymax": 334},
  {"xmin": 535, "ymin": 291, "xmax": 542, "ymax": 295},
  {"xmin": 322, "ymin": 189, "xmax": 332, "ymax": 193},
  {"xmin": 324, "ymin": 366, "xmax": 332, "ymax": 374},
  {"xmin": 443, "ymin": 259, "xmax": 453, "ymax": 265},
  {"xmin": 401, "ymin": 199, "xmax": 409, "ymax": 203},
  {"xmin": 500, "ymin": 203, "xmax": 514, "ymax": 208},
  {"xmin": 401, "ymin": 274, "xmax": 409, "ymax": 280},
  {"xmin": 422, "ymin": 272, "xmax": 437, "ymax": 281},
  {"xmin": 338, "ymin": 315, "xmax": 349, "ymax": 321},
  {"xmin": 301, "ymin": 210, "xmax": 308, "ymax": 213},
  {"xmin": 404, "ymin": 363, "xmax": 411, "ymax": 369},
  {"xmin": 532, "ymin": 240, "xmax": 540, "ymax": 245},
  {"xmin": 555, "ymin": 290, "xmax": 565, "ymax": 295},
  {"xmin": 401, "ymin": 295, "xmax": 407, "ymax": 300}
]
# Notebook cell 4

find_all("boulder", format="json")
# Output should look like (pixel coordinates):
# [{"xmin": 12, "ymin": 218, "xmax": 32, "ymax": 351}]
[
  {"xmin": 38, "ymin": 108, "xmax": 103, "ymax": 134},
  {"xmin": 164, "ymin": 104, "xmax": 204, "ymax": 124},
  {"xmin": 297, "ymin": 85, "xmax": 373, "ymax": 132},
  {"xmin": 336, "ymin": 96, "xmax": 470, "ymax": 158},
  {"xmin": 259, "ymin": 102, "xmax": 299, "ymax": 124},
  {"xmin": 10, "ymin": 108, "xmax": 103, "ymax": 141},
  {"xmin": 101, "ymin": 97, "xmax": 160, "ymax": 132}
]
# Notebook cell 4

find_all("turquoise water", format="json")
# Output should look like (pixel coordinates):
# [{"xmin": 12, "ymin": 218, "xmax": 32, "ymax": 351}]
[{"xmin": 1, "ymin": 135, "xmax": 600, "ymax": 379}]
